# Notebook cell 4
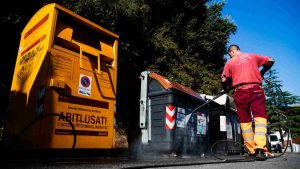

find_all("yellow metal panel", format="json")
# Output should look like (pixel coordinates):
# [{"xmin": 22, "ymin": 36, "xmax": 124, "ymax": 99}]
[
  {"xmin": 11, "ymin": 4, "xmax": 56, "ymax": 96},
  {"xmin": 48, "ymin": 44, "xmax": 116, "ymax": 148},
  {"xmin": 56, "ymin": 24, "xmax": 73, "ymax": 41},
  {"xmin": 100, "ymin": 42, "xmax": 114, "ymax": 60},
  {"xmin": 50, "ymin": 78, "xmax": 66, "ymax": 89}
]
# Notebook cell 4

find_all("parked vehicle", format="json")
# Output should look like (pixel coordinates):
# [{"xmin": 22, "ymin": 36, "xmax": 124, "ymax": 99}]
[{"xmin": 270, "ymin": 134, "xmax": 282, "ymax": 153}]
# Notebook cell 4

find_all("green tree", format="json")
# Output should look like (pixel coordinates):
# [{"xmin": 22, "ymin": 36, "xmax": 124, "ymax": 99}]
[
  {"xmin": 263, "ymin": 68, "xmax": 300, "ymax": 143},
  {"xmin": 148, "ymin": 1, "xmax": 236, "ymax": 95},
  {"xmin": 289, "ymin": 106, "xmax": 300, "ymax": 138}
]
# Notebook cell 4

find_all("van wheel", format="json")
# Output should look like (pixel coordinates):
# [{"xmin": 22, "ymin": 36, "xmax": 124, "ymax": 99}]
[{"xmin": 278, "ymin": 145, "xmax": 282, "ymax": 153}]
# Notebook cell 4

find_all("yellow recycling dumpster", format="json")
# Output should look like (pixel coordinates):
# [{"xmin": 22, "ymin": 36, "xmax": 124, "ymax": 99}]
[{"xmin": 4, "ymin": 3, "xmax": 119, "ymax": 149}]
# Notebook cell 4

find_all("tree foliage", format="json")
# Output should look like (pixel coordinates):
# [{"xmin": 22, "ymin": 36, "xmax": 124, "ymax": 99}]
[
  {"xmin": 289, "ymin": 106, "xmax": 300, "ymax": 137},
  {"xmin": 263, "ymin": 68, "xmax": 300, "ymax": 138}
]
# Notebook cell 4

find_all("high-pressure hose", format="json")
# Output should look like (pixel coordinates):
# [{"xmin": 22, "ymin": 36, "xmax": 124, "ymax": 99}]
[
  {"xmin": 3, "ymin": 113, "xmax": 76, "ymax": 150},
  {"xmin": 190, "ymin": 93, "xmax": 226, "ymax": 115}
]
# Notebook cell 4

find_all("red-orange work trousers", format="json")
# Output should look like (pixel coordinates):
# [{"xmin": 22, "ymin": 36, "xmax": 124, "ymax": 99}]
[{"xmin": 234, "ymin": 85, "xmax": 268, "ymax": 154}]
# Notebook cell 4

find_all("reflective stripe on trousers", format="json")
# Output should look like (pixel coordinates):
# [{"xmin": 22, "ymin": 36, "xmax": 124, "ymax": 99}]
[
  {"xmin": 240, "ymin": 122, "xmax": 255, "ymax": 154},
  {"xmin": 254, "ymin": 117, "xmax": 267, "ymax": 150}
]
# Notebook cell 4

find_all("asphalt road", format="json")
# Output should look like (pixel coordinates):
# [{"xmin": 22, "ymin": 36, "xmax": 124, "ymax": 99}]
[
  {"xmin": 159, "ymin": 153, "xmax": 300, "ymax": 169},
  {"xmin": 1, "ymin": 152, "xmax": 299, "ymax": 169}
]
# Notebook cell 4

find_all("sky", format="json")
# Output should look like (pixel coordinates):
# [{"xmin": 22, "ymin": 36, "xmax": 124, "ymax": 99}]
[{"xmin": 220, "ymin": 0, "xmax": 300, "ymax": 97}]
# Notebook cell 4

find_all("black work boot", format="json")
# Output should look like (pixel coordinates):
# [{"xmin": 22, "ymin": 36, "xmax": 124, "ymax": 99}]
[{"xmin": 255, "ymin": 149, "xmax": 267, "ymax": 161}]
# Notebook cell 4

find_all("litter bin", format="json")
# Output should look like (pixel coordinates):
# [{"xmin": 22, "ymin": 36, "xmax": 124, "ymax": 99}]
[
  {"xmin": 4, "ymin": 3, "xmax": 119, "ymax": 149},
  {"xmin": 139, "ymin": 71, "xmax": 208, "ymax": 155}
]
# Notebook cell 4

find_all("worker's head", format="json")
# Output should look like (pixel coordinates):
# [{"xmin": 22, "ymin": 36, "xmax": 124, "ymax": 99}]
[{"xmin": 227, "ymin": 44, "xmax": 240, "ymax": 58}]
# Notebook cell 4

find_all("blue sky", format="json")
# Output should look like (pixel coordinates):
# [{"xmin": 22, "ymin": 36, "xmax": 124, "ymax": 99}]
[{"xmin": 220, "ymin": 0, "xmax": 300, "ymax": 97}]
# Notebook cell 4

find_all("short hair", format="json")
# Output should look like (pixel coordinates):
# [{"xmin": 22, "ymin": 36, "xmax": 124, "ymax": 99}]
[{"xmin": 227, "ymin": 44, "xmax": 240, "ymax": 52}]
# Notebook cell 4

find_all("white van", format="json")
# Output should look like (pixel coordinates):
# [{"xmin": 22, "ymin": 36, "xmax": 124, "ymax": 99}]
[{"xmin": 270, "ymin": 134, "xmax": 282, "ymax": 153}]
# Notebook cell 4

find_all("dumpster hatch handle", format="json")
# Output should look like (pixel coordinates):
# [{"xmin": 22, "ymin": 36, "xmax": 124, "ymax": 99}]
[{"xmin": 72, "ymin": 40, "xmax": 102, "ymax": 74}]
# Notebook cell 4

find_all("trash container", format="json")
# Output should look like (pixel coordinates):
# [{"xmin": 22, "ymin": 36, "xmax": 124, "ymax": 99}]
[
  {"xmin": 4, "ymin": 3, "xmax": 119, "ymax": 149},
  {"xmin": 206, "ymin": 94, "xmax": 243, "ymax": 155},
  {"xmin": 139, "ymin": 71, "xmax": 208, "ymax": 155}
]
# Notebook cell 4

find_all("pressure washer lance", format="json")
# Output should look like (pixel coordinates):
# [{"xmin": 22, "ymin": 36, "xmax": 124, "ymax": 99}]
[
  {"xmin": 191, "ymin": 80, "xmax": 232, "ymax": 114},
  {"xmin": 190, "ymin": 89, "xmax": 228, "ymax": 116}
]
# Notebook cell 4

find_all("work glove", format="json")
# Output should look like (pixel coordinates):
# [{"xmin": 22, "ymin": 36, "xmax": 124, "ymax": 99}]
[{"xmin": 260, "ymin": 70, "xmax": 266, "ymax": 78}]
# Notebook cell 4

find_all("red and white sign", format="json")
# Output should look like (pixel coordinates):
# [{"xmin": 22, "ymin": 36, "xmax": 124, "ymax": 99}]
[
  {"xmin": 166, "ymin": 105, "xmax": 176, "ymax": 130},
  {"xmin": 78, "ymin": 74, "xmax": 92, "ymax": 96}
]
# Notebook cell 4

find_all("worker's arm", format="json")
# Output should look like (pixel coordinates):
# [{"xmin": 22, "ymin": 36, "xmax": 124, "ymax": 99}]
[
  {"xmin": 221, "ymin": 63, "xmax": 232, "ymax": 94},
  {"xmin": 260, "ymin": 58, "xmax": 275, "ymax": 77},
  {"xmin": 221, "ymin": 75, "xmax": 231, "ymax": 94}
]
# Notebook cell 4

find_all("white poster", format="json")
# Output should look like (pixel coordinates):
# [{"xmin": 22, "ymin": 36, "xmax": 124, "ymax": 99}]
[
  {"xmin": 78, "ymin": 74, "xmax": 92, "ymax": 96},
  {"xmin": 226, "ymin": 122, "xmax": 233, "ymax": 139},
  {"xmin": 237, "ymin": 123, "xmax": 241, "ymax": 134},
  {"xmin": 176, "ymin": 107, "xmax": 185, "ymax": 128},
  {"xmin": 197, "ymin": 113, "xmax": 207, "ymax": 135},
  {"xmin": 220, "ymin": 116, "xmax": 226, "ymax": 132}
]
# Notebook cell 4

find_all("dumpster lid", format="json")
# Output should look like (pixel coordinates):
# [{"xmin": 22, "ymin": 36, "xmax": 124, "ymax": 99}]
[
  {"xmin": 200, "ymin": 94, "xmax": 237, "ymax": 112},
  {"xmin": 149, "ymin": 73, "xmax": 203, "ymax": 100}
]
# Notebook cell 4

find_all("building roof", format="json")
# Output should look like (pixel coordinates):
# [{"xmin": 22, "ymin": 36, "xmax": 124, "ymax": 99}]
[{"xmin": 149, "ymin": 73, "xmax": 202, "ymax": 100}]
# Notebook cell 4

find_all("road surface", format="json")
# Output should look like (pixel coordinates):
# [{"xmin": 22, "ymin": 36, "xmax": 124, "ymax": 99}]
[{"xmin": 1, "ymin": 150, "xmax": 299, "ymax": 169}]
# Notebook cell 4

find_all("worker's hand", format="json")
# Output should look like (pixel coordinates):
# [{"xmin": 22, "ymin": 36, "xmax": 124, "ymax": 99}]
[
  {"xmin": 221, "ymin": 81, "xmax": 228, "ymax": 94},
  {"xmin": 221, "ymin": 75, "xmax": 231, "ymax": 94},
  {"xmin": 260, "ymin": 59, "xmax": 275, "ymax": 77},
  {"xmin": 221, "ymin": 76, "xmax": 227, "ymax": 82}
]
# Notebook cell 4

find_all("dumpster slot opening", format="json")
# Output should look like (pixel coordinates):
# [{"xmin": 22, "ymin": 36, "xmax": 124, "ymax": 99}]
[
  {"xmin": 54, "ymin": 37, "xmax": 80, "ymax": 53},
  {"xmin": 54, "ymin": 13, "xmax": 115, "ymax": 66},
  {"xmin": 81, "ymin": 51, "xmax": 100, "ymax": 73}
]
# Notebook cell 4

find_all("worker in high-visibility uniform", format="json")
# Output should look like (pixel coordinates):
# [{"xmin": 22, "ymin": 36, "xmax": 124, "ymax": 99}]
[{"xmin": 221, "ymin": 44, "xmax": 274, "ymax": 161}]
